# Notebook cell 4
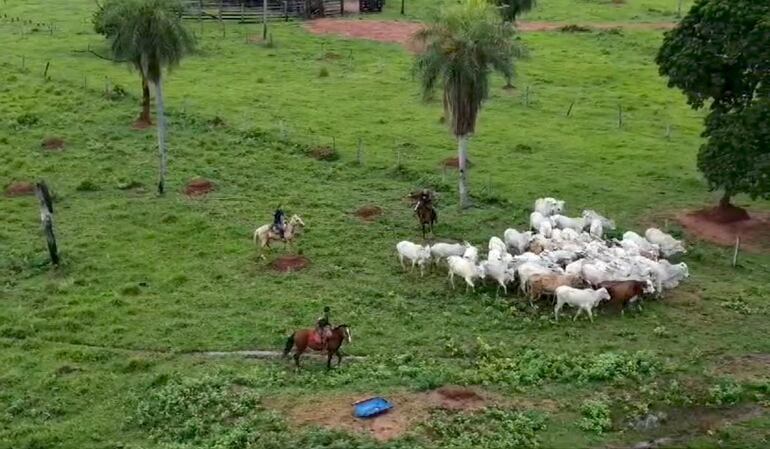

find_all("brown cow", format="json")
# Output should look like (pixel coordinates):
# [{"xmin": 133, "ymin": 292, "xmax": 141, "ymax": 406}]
[
  {"xmin": 529, "ymin": 274, "xmax": 582, "ymax": 306},
  {"xmin": 599, "ymin": 280, "xmax": 655, "ymax": 315}
]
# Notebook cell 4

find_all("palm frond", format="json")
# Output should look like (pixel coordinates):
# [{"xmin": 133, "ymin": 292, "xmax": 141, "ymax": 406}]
[
  {"xmin": 109, "ymin": 0, "xmax": 195, "ymax": 82},
  {"xmin": 412, "ymin": 0, "xmax": 519, "ymax": 136}
]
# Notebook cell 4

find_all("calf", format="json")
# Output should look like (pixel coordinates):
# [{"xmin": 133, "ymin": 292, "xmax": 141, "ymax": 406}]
[
  {"xmin": 599, "ymin": 280, "xmax": 655, "ymax": 315},
  {"xmin": 554, "ymin": 286, "xmax": 611, "ymax": 322}
]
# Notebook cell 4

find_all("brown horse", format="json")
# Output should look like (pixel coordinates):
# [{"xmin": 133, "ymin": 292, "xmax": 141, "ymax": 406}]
[{"xmin": 283, "ymin": 324, "xmax": 352, "ymax": 369}]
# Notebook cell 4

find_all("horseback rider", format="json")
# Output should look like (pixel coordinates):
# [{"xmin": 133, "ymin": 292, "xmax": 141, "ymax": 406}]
[
  {"xmin": 414, "ymin": 189, "xmax": 432, "ymax": 212},
  {"xmin": 315, "ymin": 306, "xmax": 332, "ymax": 351},
  {"xmin": 272, "ymin": 207, "xmax": 287, "ymax": 239}
]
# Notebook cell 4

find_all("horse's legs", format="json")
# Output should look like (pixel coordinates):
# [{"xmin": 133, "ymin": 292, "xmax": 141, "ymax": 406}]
[
  {"xmin": 448, "ymin": 271, "xmax": 455, "ymax": 289},
  {"xmin": 326, "ymin": 352, "xmax": 333, "ymax": 370},
  {"xmin": 336, "ymin": 350, "xmax": 342, "ymax": 367},
  {"xmin": 587, "ymin": 307, "xmax": 594, "ymax": 322},
  {"xmin": 293, "ymin": 352, "xmax": 301, "ymax": 369},
  {"xmin": 399, "ymin": 254, "xmax": 406, "ymax": 271},
  {"xmin": 410, "ymin": 259, "xmax": 416, "ymax": 272}
]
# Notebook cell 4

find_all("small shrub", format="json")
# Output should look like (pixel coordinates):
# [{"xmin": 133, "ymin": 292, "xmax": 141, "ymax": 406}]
[
  {"xmin": 579, "ymin": 398, "xmax": 612, "ymax": 433},
  {"xmin": 119, "ymin": 284, "xmax": 141, "ymax": 296},
  {"xmin": 16, "ymin": 113, "xmax": 39, "ymax": 127},
  {"xmin": 75, "ymin": 180, "xmax": 100, "ymax": 192},
  {"xmin": 309, "ymin": 146, "xmax": 338, "ymax": 161},
  {"xmin": 513, "ymin": 143, "xmax": 534, "ymax": 154},
  {"xmin": 424, "ymin": 407, "xmax": 547, "ymax": 448},
  {"xmin": 709, "ymin": 381, "xmax": 744, "ymax": 406},
  {"xmin": 560, "ymin": 24, "xmax": 592, "ymax": 33},
  {"xmin": 318, "ymin": 67, "xmax": 329, "ymax": 78}
]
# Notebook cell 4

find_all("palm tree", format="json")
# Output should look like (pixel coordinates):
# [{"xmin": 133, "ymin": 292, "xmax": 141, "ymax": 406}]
[
  {"xmin": 413, "ymin": 0, "xmax": 516, "ymax": 208},
  {"xmin": 109, "ymin": 0, "xmax": 195, "ymax": 194},
  {"xmin": 94, "ymin": 0, "xmax": 153, "ymax": 126}
]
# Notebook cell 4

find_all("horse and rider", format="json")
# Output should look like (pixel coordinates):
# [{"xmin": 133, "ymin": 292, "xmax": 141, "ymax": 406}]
[
  {"xmin": 413, "ymin": 189, "xmax": 438, "ymax": 239},
  {"xmin": 284, "ymin": 305, "xmax": 352, "ymax": 369}
]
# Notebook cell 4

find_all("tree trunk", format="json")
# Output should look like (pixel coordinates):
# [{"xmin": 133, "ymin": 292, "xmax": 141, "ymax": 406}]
[
  {"xmin": 458, "ymin": 135, "xmax": 470, "ymax": 209},
  {"xmin": 154, "ymin": 77, "xmax": 167, "ymax": 195},
  {"xmin": 719, "ymin": 191, "xmax": 732, "ymax": 208},
  {"xmin": 139, "ymin": 74, "xmax": 151, "ymax": 124}
]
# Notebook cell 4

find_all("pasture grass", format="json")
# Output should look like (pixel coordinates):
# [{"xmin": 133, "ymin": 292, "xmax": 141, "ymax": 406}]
[{"xmin": 1, "ymin": 0, "xmax": 770, "ymax": 448}]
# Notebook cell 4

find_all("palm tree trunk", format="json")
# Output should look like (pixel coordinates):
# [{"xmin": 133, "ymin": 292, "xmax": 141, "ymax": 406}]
[
  {"xmin": 139, "ymin": 74, "xmax": 151, "ymax": 124},
  {"xmin": 458, "ymin": 135, "xmax": 470, "ymax": 209},
  {"xmin": 154, "ymin": 76, "xmax": 167, "ymax": 195}
]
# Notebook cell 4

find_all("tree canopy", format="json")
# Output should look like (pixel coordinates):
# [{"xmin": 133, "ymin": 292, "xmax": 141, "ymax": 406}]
[
  {"xmin": 108, "ymin": 0, "xmax": 195, "ymax": 83},
  {"xmin": 656, "ymin": 0, "xmax": 770, "ymax": 202},
  {"xmin": 413, "ymin": 0, "xmax": 516, "ymax": 137},
  {"xmin": 493, "ymin": 0, "xmax": 536, "ymax": 23}
]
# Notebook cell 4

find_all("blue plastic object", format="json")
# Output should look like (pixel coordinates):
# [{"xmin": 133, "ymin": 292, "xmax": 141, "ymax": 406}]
[{"xmin": 353, "ymin": 397, "xmax": 393, "ymax": 418}]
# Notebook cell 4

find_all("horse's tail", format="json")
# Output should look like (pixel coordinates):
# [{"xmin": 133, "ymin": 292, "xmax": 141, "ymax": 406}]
[{"xmin": 283, "ymin": 333, "xmax": 295, "ymax": 357}]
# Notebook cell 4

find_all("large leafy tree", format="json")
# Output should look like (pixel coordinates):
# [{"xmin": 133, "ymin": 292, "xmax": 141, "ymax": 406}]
[
  {"xmin": 107, "ymin": 0, "xmax": 195, "ymax": 194},
  {"xmin": 494, "ymin": 0, "xmax": 536, "ymax": 23},
  {"xmin": 413, "ymin": 0, "xmax": 517, "ymax": 208},
  {"xmin": 656, "ymin": 0, "xmax": 770, "ymax": 212}
]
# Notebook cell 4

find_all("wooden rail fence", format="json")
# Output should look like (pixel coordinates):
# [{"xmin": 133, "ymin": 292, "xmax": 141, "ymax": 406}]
[{"xmin": 181, "ymin": 0, "xmax": 344, "ymax": 22}]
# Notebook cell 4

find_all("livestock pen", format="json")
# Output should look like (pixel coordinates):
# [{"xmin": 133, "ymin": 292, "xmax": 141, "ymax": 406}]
[{"xmin": 181, "ymin": 0, "xmax": 345, "ymax": 21}]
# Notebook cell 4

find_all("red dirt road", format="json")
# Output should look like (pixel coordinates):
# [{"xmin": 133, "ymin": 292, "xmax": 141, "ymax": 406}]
[{"xmin": 304, "ymin": 19, "xmax": 675, "ymax": 48}]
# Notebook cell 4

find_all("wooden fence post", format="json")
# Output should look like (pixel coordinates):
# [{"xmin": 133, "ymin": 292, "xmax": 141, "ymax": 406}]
[
  {"xmin": 400, "ymin": 0, "xmax": 405, "ymax": 15},
  {"xmin": 283, "ymin": 1, "xmax": 288, "ymax": 22},
  {"xmin": 43, "ymin": 61, "xmax": 50, "ymax": 79},
  {"xmin": 732, "ymin": 237, "xmax": 741, "ymax": 267},
  {"xmin": 341, "ymin": 0, "xmax": 344, "ymax": 16},
  {"xmin": 617, "ymin": 104, "xmax": 623, "ymax": 128},
  {"xmin": 262, "ymin": 0, "xmax": 268, "ymax": 39},
  {"xmin": 35, "ymin": 181, "xmax": 59, "ymax": 266},
  {"xmin": 566, "ymin": 100, "xmax": 575, "ymax": 117}
]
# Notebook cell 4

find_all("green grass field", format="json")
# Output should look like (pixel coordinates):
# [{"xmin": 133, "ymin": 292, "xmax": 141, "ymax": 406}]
[{"xmin": 1, "ymin": 0, "xmax": 769, "ymax": 448}]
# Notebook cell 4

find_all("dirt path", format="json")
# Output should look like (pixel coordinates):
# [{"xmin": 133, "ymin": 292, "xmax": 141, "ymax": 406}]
[{"xmin": 304, "ymin": 19, "xmax": 675, "ymax": 48}]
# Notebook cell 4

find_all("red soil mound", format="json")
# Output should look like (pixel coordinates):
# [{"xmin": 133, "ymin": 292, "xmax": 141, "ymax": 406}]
[
  {"xmin": 271, "ymin": 255, "xmax": 310, "ymax": 273},
  {"xmin": 184, "ymin": 179, "xmax": 214, "ymax": 197},
  {"xmin": 677, "ymin": 207, "xmax": 770, "ymax": 252},
  {"xmin": 442, "ymin": 156, "xmax": 472, "ymax": 168},
  {"xmin": 41, "ymin": 137, "xmax": 65, "ymax": 151},
  {"xmin": 132, "ymin": 119, "xmax": 152, "ymax": 130},
  {"xmin": 355, "ymin": 205, "xmax": 383, "ymax": 221},
  {"xmin": 4, "ymin": 181, "xmax": 35, "ymax": 197}
]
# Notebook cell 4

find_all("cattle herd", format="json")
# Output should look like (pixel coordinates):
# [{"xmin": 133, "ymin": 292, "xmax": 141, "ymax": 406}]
[{"xmin": 396, "ymin": 198, "xmax": 689, "ymax": 322}]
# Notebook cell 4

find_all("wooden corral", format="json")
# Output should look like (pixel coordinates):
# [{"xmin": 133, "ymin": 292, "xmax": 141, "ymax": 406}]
[{"xmin": 182, "ymin": 0, "xmax": 344, "ymax": 21}]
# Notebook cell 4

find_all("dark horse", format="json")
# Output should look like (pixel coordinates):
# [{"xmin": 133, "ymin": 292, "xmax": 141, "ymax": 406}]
[
  {"xmin": 283, "ymin": 324, "xmax": 352, "ymax": 369},
  {"xmin": 415, "ymin": 190, "xmax": 437, "ymax": 239}
]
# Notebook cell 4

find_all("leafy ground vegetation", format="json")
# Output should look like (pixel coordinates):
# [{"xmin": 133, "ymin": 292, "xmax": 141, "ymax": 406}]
[{"xmin": 1, "ymin": 0, "xmax": 769, "ymax": 448}]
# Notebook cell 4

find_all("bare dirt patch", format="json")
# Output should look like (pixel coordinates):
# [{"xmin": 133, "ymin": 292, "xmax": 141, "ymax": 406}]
[
  {"xmin": 309, "ymin": 146, "xmax": 339, "ymax": 161},
  {"xmin": 184, "ymin": 179, "xmax": 214, "ymax": 197},
  {"xmin": 272, "ymin": 386, "xmax": 499, "ymax": 442},
  {"xmin": 304, "ymin": 19, "xmax": 674, "ymax": 50},
  {"xmin": 132, "ymin": 119, "xmax": 152, "ymax": 130},
  {"xmin": 355, "ymin": 205, "xmax": 383, "ymax": 221},
  {"xmin": 41, "ymin": 137, "xmax": 65, "ymax": 151},
  {"xmin": 441, "ymin": 156, "xmax": 473, "ymax": 169},
  {"xmin": 271, "ymin": 255, "xmax": 310, "ymax": 273},
  {"xmin": 613, "ymin": 405, "xmax": 766, "ymax": 449},
  {"xmin": 4, "ymin": 181, "xmax": 35, "ymax": 197},
  {"xmin": 713, "ymin": 353, "xmax": 770, "ymax": 383},
  {"xmin": 677, "ymin": 208, "xmax": 770, "ymax": 252}
]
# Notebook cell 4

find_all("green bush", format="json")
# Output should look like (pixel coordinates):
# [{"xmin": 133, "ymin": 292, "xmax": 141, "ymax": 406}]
[
  {"xmin": 75, "ymin": 180, "xmax": 100, "ymax": 192},
  {"xmin": 709, "ymin": 380, "xmax": 744, "ymax": 406},
  {"xmin": 424, "ymin": 408, "xmax": 547, "ymax": 448},
  {"xmin": 579, "ymin": 398, "xmax": 612, "ymax": 433}
]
